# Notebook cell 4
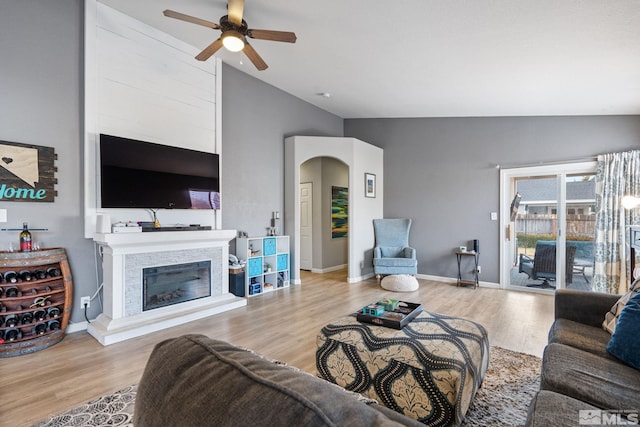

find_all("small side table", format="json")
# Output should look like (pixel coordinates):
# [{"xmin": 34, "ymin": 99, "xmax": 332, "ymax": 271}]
[{"xmin": 456, "ymin": 251, "xmax": 479, "ymax": 288}]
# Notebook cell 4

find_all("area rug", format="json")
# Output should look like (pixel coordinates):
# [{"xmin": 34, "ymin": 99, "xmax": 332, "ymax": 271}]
[{"xmin": 33, "ymin": 347, "xmax": 540, "ymax": 427}]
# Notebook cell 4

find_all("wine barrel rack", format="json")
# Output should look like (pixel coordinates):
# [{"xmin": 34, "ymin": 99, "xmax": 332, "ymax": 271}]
[{"xmin": 0, "ymin": 248, "xmax": 72, "ymax": 357}]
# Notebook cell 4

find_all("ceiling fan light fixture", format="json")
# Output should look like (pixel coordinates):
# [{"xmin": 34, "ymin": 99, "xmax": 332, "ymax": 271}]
[{"xmin": 222, "ymin": 31, "xmax": 245, "ymax": 52}]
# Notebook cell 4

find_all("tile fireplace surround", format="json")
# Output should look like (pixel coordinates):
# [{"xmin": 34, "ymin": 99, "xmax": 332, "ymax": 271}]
[{"xmin": 88, "ymin": 230, "xmax": 246, "ymax": 345}]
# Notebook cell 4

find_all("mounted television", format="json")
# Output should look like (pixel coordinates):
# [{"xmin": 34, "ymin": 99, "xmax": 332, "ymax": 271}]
[{"xmin": 99, "ymin": 134, "xmax": 220, "ymax": 210}]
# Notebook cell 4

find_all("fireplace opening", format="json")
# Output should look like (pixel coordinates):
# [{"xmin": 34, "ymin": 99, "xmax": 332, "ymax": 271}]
[{"xmin": 142, "ymin": 260, "xmax": 211, "ymax": 311}]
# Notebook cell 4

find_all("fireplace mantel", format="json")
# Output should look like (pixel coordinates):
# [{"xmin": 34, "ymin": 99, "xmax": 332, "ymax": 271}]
[
  {"xmin": 88, "ymin": 229, "xmax": 246, "ymax": 345},
  {"xmin": 94, "ymin": 229, "xmax": 236, "ymax": 250}
]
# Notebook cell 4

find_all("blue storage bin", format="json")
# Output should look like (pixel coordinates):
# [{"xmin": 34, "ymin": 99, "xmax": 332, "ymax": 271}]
[
  {"xmin": 248, "ymin": 258, "xmax": 262, "ymax": 277},
  {"xmin": 277, "ymin": 254, "xmax": 288, "ymax": 271},
  {"xmin": 263, "ymin": 238, "xmax": 277, "ymax": 256}
]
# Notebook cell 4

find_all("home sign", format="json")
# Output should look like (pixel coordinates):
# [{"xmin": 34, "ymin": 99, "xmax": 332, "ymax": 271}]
[{"xmin": 0, "ymin": 140, "xmax": 57, "ymax": 203}]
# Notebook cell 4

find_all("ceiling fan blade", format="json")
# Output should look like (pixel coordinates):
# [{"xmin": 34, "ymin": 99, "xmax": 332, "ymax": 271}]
[
  {"xmin": 163, "ymin": 10, "xmax": 220, "ymax": 29},
  {"xmin": 247, "ymin": 29, "xmax": 297, "ymax": 43},
  {"xmin": 227, "ymin": 0, "xmax": 245, "ymax": 26},
  {"xmin": 243, "ymin": 42, "xmax": 268, "ymax": 71},
  {"xmin": 195, "ymin": 38, "xmax": 224, "ymax": 61}
]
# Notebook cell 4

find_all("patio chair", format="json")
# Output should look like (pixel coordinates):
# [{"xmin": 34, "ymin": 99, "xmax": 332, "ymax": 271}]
[
  {"xmin": 518, "ymin": 242, "xmax": 577, "ymax": 288},
  {"xmin": 372, "ymin": 218, "xmax": 417, "ymax": 281}
]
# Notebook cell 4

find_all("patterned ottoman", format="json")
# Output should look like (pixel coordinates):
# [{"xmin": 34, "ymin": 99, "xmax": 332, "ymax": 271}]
[{"xmin": 316, "ymin": 311, "xmax": 489, "ymax": 426}]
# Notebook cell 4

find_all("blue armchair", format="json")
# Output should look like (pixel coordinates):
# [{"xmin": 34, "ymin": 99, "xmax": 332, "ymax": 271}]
[{"xmin": 372, "ymin": 218, "xmax": 417, "ymax": 281}]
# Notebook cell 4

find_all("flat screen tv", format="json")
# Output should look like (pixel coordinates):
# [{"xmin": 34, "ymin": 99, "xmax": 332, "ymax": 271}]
[{"xmin": 99, "ymin": 134, "xmax": 220, "ymax": 210}]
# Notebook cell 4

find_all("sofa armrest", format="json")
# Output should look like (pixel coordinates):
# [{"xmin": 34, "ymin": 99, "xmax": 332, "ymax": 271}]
[
  {"xmin": 374, "ymin": 247, "xmax": 382, "ymax": 258},
  {"xmin": 554, "ymin": 289, "xmax": 620, "ymax": 327}
]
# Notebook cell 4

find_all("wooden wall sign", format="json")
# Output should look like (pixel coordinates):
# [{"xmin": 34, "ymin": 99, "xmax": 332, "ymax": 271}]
[{"xmin": 0, "ymin": 140, "xmax": 57, "ymax": 203}]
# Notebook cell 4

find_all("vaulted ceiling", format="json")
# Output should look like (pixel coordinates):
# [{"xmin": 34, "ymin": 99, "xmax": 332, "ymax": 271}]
[{"xmin": 100, "ymin": 1, "xmax": 640, "ymax": 119}]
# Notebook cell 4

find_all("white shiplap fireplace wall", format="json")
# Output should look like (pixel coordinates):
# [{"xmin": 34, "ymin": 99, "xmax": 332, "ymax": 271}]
[{"xmin": 83, "ymin": 1, "xmax": 244, "ymax": 345}]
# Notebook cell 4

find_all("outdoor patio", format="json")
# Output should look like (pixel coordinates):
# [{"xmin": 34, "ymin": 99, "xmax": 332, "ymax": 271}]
[{"xmin": 509, "ymin": 264, "xmax": 593, "ymax": 292}]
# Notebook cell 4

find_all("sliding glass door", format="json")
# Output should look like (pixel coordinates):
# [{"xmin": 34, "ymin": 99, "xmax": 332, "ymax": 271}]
[{"xmin": 500, "ymin": 162, "xmax": 596, "ymax": 292}]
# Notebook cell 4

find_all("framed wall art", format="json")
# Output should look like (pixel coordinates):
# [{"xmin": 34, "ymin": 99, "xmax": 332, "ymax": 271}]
[
  {"xmin": 331, "ymin": 186, "xmax": 348, "ymax": 238},
  {"xmin": 365, "ymin": 173, "xmax": 376, "ymax": 198}
]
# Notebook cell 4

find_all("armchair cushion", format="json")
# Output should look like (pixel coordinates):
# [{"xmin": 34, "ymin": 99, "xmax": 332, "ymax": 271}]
[{"xmin": 380, "ymin": 246, "xmax": 406, "ymax": 258}]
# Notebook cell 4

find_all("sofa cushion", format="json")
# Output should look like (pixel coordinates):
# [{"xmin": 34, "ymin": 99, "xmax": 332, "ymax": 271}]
[
  {"xmin": 548, "ymin": 318, "xmax": 614, "ymax": 359},
  {"xmin": 525, "ymin": 390, "xmax": 603, "ymax": 427},
  {"xmin": 602, "ymin": 277, "xmax": 640, "ymax": 334},
  {"xmin": 134, "ymin": 334, "xmax": 423, "ymax": 427},
  {"xmin": 606, "ymin": 291, "xmax": 640, "ymax": 370},
  {"xmin": 540, "ymin": 343, "xmax": 640, "ymax": 411}
]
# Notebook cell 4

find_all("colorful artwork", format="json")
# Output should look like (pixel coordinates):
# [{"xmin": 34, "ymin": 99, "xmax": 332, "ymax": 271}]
[{"xmin": 331, "ymin": 186, "xmax": 348, "ymax": 238}]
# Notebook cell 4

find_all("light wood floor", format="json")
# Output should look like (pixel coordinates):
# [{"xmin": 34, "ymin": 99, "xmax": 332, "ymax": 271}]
[{"xmin": 2, "ymin": 271, "xmax": 554, "ymax": 426}]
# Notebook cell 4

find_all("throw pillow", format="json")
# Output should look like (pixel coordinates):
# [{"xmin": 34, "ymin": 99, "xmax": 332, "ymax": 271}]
[
  {"xmin": 602, "ymin": 278, "xmax": 640, "ymax": 334},
  {"xmin": 606, "ymin": 290, "xmax": 640, "ymax": 370}
]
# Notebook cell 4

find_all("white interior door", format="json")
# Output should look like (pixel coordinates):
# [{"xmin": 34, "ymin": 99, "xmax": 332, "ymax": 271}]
[{"xmin": 300, "ymin": 182, "xmax": 313, "ymax": 270}]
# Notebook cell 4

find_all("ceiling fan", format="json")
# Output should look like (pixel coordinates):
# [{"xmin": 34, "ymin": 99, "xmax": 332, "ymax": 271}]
[{"xmin": 163, "ymin": 0, "xmax": 297, "ymax": 71}]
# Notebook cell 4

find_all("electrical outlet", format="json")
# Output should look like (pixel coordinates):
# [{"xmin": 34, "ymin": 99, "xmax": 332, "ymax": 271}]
[
  {"xmin": 81, "ymin": 296, "xmax": 91, "ymax": 309},
  {"xmin": 477, "ymin": 266, "xmax": 482, "ymax": 274}
]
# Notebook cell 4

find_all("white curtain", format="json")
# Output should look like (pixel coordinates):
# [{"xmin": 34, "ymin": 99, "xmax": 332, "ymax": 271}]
[{"xmin": 593, "ymin": 150, "xmax": 640, "ymax": 294}]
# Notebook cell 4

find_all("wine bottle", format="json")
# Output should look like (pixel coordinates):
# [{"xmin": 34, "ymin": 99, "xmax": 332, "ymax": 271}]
[
  {"xmin": 34, "ymin": 269, "xmax": 46, "ymax": 280},
  {"xmin": 4, "ymin": 271, "xmax": 18, "ymax": 284},
  {"xmin": 46, "ymin": 267, "xmax": 61, "ymax": 277},
  {"xmin": 33, "ymin": 322, "xmax": 47, "ymax": 335},
  {"xmin": 0, "ymin": 315, "xmax": 4, "ymax": 327},
  {"xmin": 47, "ymin": 319, "xmax": 61, "ymax": 331},
  {"xmin": 5, "ymin": 328, "xmax": 21, "ymax": 341},
  {"xmin": 33, "ymin": 309, "xmax": 47, "ymax": 322},
  {"xmin": 4, "ymin": 285, "xmax": 18, "ymax": 297},
  {"xmin": 5, "ymin": 313, "xmax": 19, "ymax": 327},
  {"xmin": 19, "ymin": 270, "xmax": 33, "ymax": 282},
  {"xmin": 47, "ymin": 306, "xmax": 61, "ymax": 318},
  {"xmin": 20, "ymin": 222, "xmax": 32, "ymax": 252},
  {"xmin": 21, "ymin": 312, "xmax": 33, "ymax": 325}
]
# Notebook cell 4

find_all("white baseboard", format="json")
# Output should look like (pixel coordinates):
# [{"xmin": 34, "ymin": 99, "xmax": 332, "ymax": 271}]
[
  {"xmin": 311, "ymin": 264, "xmax": 347, "ymax": 274},
  {"xmin": 417, "ymin": 273, "xmax": 499, "ymax": 288},
  {"xmin": 66, "ymin": 320, "xmax": 90, "ymax": 333}
]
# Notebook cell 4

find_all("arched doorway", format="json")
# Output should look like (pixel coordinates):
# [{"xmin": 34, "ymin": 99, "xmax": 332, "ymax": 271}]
[
  {"xmin": 284, "ymin": 136, "xmax": 384, "ymax": 284},
  {"xmin": 299, "ymin": 156, "xmax": 349, "ymax": 274}
]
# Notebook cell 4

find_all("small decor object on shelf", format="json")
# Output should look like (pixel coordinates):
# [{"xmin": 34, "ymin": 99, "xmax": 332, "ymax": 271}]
[{"xmin": 19, "ymin": 222, "xmax": 32, "ymax": 252}]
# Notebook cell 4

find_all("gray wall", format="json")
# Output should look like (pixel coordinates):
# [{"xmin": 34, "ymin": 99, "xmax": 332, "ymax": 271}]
[
  {"xmin": 0, "ymin": 0, "xmax": 100, "ymax": 323},
  {"xmin": 220, "ymin": 64, "xmax": 343, "ymax": 244},
  {"xmin": 345, "ymin": 116, "xmax": 640, "ymax": 283}
]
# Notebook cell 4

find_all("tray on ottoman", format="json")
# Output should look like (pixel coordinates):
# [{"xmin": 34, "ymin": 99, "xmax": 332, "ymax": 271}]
[{"xmin": 356, "ymin": 301, "xmax": 422, "ymax": 329}]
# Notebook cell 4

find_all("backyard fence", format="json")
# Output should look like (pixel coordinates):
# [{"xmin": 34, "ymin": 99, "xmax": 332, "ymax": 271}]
[{"xmin": 515, "ymin": 214, "xmax": 595, "ymax": 239}]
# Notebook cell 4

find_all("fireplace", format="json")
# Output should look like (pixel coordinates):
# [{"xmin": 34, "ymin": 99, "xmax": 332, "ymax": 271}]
[
  {"xmin": 143, "ymin": 261, "xmax": 211, "ymax": 311},
  {"xmin": 88, "ymin": 230, "xmax": 247, "ymax": 346}
]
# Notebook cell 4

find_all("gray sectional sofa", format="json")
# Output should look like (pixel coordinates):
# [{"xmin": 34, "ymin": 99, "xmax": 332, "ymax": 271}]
[
  {"xmin": 134, "ymin": 334, "xmax": 423, "ymax": 427},
  {"xmin": 525, "ymin": 289, "xmax": 640, "ymax": 426}
]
